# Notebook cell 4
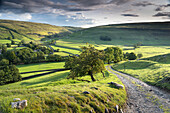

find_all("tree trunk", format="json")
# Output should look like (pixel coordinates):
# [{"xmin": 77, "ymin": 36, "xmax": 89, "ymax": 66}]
[
  {"xmin": 90, "ymin": 71, "xmax": 96, "ymax": 81},
  {"xmin": 101, "ymin": 71, "xmax": 105, "ymax": 78}
]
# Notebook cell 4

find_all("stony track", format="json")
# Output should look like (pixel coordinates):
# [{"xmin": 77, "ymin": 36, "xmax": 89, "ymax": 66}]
[{"xmin": 106, "ymin": 65, "xmax": 170, "ymax": 113}]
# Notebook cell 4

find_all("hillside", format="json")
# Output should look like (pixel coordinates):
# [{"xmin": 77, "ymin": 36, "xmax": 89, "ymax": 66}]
[
  {"xmin": 0, "ymin": 19, "xmax": 80, "ymax": 43},
  {"xmin": 62, "ymin": 22, "xmax": 170, "ymax": 46}
]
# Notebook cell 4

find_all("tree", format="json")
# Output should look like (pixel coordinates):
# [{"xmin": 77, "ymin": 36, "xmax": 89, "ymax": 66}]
[
  {"xmin": 137, "ymin": 53, "xmax": 143, "ymax": 59},
  {"xmin": 21, "ymin": 40, "xmax": 26, "ymax": 45},
  {"xmin": 6, "ymin": 51, "xmax": 17, "ymax": 63},
  {"xmin": 65, "ymin": 45, "xmax": 105, "ymax": 81},
  {"xmin": 11, "ymin": 40, "xmax": 15, "ymax": 45},
  {"xmin": 1, "ymin": 45, "xmax": 7, "ymax": 54},
  {"xmin": 127, "ymin": 52, "xmax": 137, "ymax": 60},
  {"xmin": 0, "ymin": 59, "xmax": 9, "ymax": 66},
  {"xmin": 6, "ymin": 43, "xmax": 11, "ymax": 47},
  {"xmin": 8, "ymin": 37, "xmax": 12, "ymax": 40},
  {"xmin": 18, "ymin": 42, "xmax": 22, "ymax": 47},
  {"xmin": 0, "ymin": 65, "xmax": 22, "ymax": 85},
  {"xmin": 105, "ymin": 47, "xmax": 123, "ymax": 63}
]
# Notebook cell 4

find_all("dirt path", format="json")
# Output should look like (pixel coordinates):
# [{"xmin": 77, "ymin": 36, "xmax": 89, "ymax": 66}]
[{"xmin": 106, "ymin": 65, "xmax": 170, "ymax": 113}]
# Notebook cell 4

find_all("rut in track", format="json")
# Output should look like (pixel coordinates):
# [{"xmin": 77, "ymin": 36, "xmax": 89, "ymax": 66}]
[{"xmin": 106, "ymin": 65, "xmax": 170, "ymax": 113}]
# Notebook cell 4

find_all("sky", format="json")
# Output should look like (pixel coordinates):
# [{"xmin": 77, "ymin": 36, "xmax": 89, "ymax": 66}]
[{"xmin": 0, "ymin": 0, "xmax": 170, "ymax": 28}]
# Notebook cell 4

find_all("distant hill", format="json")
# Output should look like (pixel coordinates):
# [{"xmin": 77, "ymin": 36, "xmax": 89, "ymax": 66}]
[
  {"xmin": 0, "ymin": 19, "xmax": 80, "ymax": 42},
  {"xmin": 63, "ymin": 22, "xmax": 170, "ymax": 46}
]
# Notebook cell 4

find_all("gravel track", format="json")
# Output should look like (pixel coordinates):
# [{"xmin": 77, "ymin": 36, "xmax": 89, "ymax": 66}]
[{"xmin": 106, "ymin": 65, "xmax": 170, "ymax": 113}]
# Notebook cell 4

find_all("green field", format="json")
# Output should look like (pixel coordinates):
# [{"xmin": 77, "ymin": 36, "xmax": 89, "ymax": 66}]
[
  {"xmin": 0, "ymin": 19, "xmax": 80, "ymax": 43},
  {"xmin": 17, "ymin": 62, "xmax": 65, "ymax": 73},
  {"xmin": 0, "ymin": 20, "xmax": 170, "ymax": 112},
  {"xmin": 62, "ymin": 22, "xmax": 170, "ymax": 46},
  {"xmin": 112, "ymin": 53, "xmax": 170, "ymax": 90},
  {"xmin": 0, "ymin": 39, "xmax": 11, "ymax": 44},
  {"xmin": 0, "ymin": 67, "xmax": 126, "ymax": 112}
]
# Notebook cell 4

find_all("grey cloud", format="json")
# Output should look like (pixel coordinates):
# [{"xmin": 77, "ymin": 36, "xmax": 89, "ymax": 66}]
[
  {"xmin": 155, "ymin": 4, "xmax": 170, "ymax": 11},
  {"xmin": 0, "ymin": 0, "xmax": 92, "ymax": 13},
  {"xmin": 71, "ymin": 0, "xmax": 133, "ymax": 6},
  {"xmin": 153, "ymin": 12, "xmax": 170, "ymax": 17},
  {"xmin": 121, "ymin": 13, "xmax": 139, "ymax": 17},
  {"xmin": 132, "ymin": 1, "xmax": 154, "ymax": 7},
  {"xmin": 0, "ymin": 0, "xmax": 133, "ymax": 14}
]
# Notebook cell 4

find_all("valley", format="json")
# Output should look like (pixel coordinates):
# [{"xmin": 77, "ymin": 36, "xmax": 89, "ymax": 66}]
[{"xmin": 0, "ymin": 20, "xmax": 169, "ymax": 113}]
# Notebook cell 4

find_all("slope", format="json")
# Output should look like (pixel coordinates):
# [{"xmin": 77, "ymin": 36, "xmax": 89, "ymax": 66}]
[
  {"xmin": 0, "ymin": 19, "xmax": 80, "ymax": 42},
  {"xmin": 62, "ymin": 22, "xmax": 170, "ymax": 46}
]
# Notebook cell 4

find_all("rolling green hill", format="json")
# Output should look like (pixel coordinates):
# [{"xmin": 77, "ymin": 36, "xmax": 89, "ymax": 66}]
[
  {"xmin": 62, "ymin": 22, "xmax": 170, "ymax": 46},
  {"xmin": 0, "ymin": 19, "xmax": 80, "ymax": 43}
]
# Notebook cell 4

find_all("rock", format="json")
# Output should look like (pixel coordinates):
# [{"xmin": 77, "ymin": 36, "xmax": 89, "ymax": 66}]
[
  {"xmin": 90, "ymin": 109, "xmax": 93, "ymax": 113},
  {"xmin": 105, "ymin": 108, "xmax": 109, "ymax": 113},
  {"xmin": 108, "ymin": 82, "xmax": 124, "ymax": 89},
  {"xmin": 11, "ymin": 100, "xmax": 27, "ymax": 109},
  {"xmin": 11, "ymin": 102, "xmax": 17, "ymax": 109},
  {"xmin": 149, "ymin": 89, "xmax": 152, "ymax": 92},
  {"xmin": 13, "ymin": 98, "xmax": 20, "ymax": 101},
  {"xmin": 91, "ymin": 87, "xmax": 98, "ymax": 90},
  {"xmin": 83, "ymin": 91, "xmax": 90, "ymax": 94},
  {"xmin": 115, "ymin": 105, "xmax": 119, "ymax": 112},
  {"xmin": 120, "ymin": 109, "xmax": 123, "ymax": 113}
]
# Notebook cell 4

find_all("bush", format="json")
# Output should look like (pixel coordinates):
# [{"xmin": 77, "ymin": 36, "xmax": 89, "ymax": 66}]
[
  {"xmin": 6, "ymin": 43, "xmax": 11, "ymax": 47},
  {"xmin": 137, "ymin": 54, "xmax": 143, "ymax": 59},
  {"xmin": 0, "ymin": 59, "xmax": 22, "ymax": 85},
  {"xmin": 127, "ymin": 52, "xmax": 137, "ymax": 60},
  {"xmin": 100, "ymin": 36, "xmax": 112, "ymax": 41}
]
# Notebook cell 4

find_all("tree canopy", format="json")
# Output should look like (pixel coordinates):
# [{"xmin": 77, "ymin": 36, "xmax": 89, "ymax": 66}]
[{"xmin": 65, "ymin": 45, "xmax": 105, "ymax": 81}]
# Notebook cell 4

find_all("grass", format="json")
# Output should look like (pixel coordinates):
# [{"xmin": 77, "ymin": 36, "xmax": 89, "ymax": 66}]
[
  {"xmin": 0, "ymin": 69, "xmax": 127, "ymax": 113},
  {"xmin": 0, "ymin": 39, "xmax": 11, "ymax": 44},
  {"xmin": 0, "ymin": 19, "xmax": 79, "ymax": 41},
  {"xmin": 51, "ymin": 45, "xmax": 80, "ymax": 55},
  {"xmin": 17, "ymin": 62, "xmax": 65, "ymax": 73},
  {"xmin": 123, "ymin": 46, "xmax": 170, "ymax": 58},
  {"xmin": 112, "ymin": 59, "xmax": 170, "ymax": 90},
  {"xmin": 61, "ymin": 22, "xmax": 170, "ymax": 46}
]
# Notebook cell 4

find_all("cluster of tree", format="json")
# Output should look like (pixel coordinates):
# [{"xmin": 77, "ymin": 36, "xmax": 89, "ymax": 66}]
[
  {"xmin": 124, "ymin": 52, "xmax": 137, "ymax": 60},
  {"xmin": 133, "ymin": 42, "xmax": 142, "ymax": 49},
  {"xmin": 0, "ymin": 59, "xmax": 21, "ymax": 85},
  {"xmin": 0, "ymin": 44, "xmax": 7, "ymax": 55},
  {"xmin": 18, "ymin": 41, "xmax": 54, "ymax": 54},
  {"xmin": 104, "ymin": 47, "xmax": 124, "ymax": 64},
  {"xmin": 100, "ymin": 36, "xmax": 112, "ymax": 41},
  {"xmin": 0, "ymin": 47, "xmax": 65, "ymax": 65},
  {"xmin": 124, "ymin": 52, "xmax": 143, "ymax": 60},
  {"xmin": 65, "ymin": 46, "xmax": 124, "ymax": 81}
]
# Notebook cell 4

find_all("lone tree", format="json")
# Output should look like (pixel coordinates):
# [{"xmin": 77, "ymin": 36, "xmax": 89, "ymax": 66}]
[{"xmin": 65, "ymin": 45, "xmax": 105, "ymax": 81}]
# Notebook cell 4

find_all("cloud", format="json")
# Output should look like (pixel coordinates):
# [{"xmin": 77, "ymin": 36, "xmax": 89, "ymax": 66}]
[
  {"xmin": 0, "ymin": 0, "xmax": 92, "ymax": 14},
  {"xmin": 70, "ymin": 0, "xmax": 133, "ymax": 6},
  {"xmin": 132, "ymin": 1, "xmax": 154, "ymax": 7},
  {"xmin": 121, "ymin": 13, "xmax": 139, "ymax": 17},
  {"xmin": 153, "ymin": 12, "xmax": 170, "ymax": 17},
  {"xmin": 0, "ymin": 0, "xmax": 134, "ymax": 14},
  {"xmin": 155, "ymin": 4, "xmax": 170, "ymax": 11},
  {"xmin": 0, "ymin": 12, "xmax": 32, "ymax": 20}
]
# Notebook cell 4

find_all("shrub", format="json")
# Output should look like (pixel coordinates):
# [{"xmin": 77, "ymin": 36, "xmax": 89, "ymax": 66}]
[
  {"xmin": 137, "ymin": 53, "xmax": 143, "ymax": 59},
  {"xmin": 100, "ymin": 36, "xmax": 112, "ymax": 41},
  {"xmin": 127, "ymin": 52, "xmax": 137, "ymax": 60},
  {"xmin": 0, "ymin": 59, "xmax": 22, "ymax": 85}
]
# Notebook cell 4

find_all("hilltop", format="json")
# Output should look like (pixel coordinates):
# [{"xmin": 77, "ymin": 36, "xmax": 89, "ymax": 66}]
[
  {"xmin": 0, "ymin": 19, "xmax": 80, "ymax": 42},
  {"xmin": 62, "ymin": 21, "xmax": 170, "ymax": 46}
]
